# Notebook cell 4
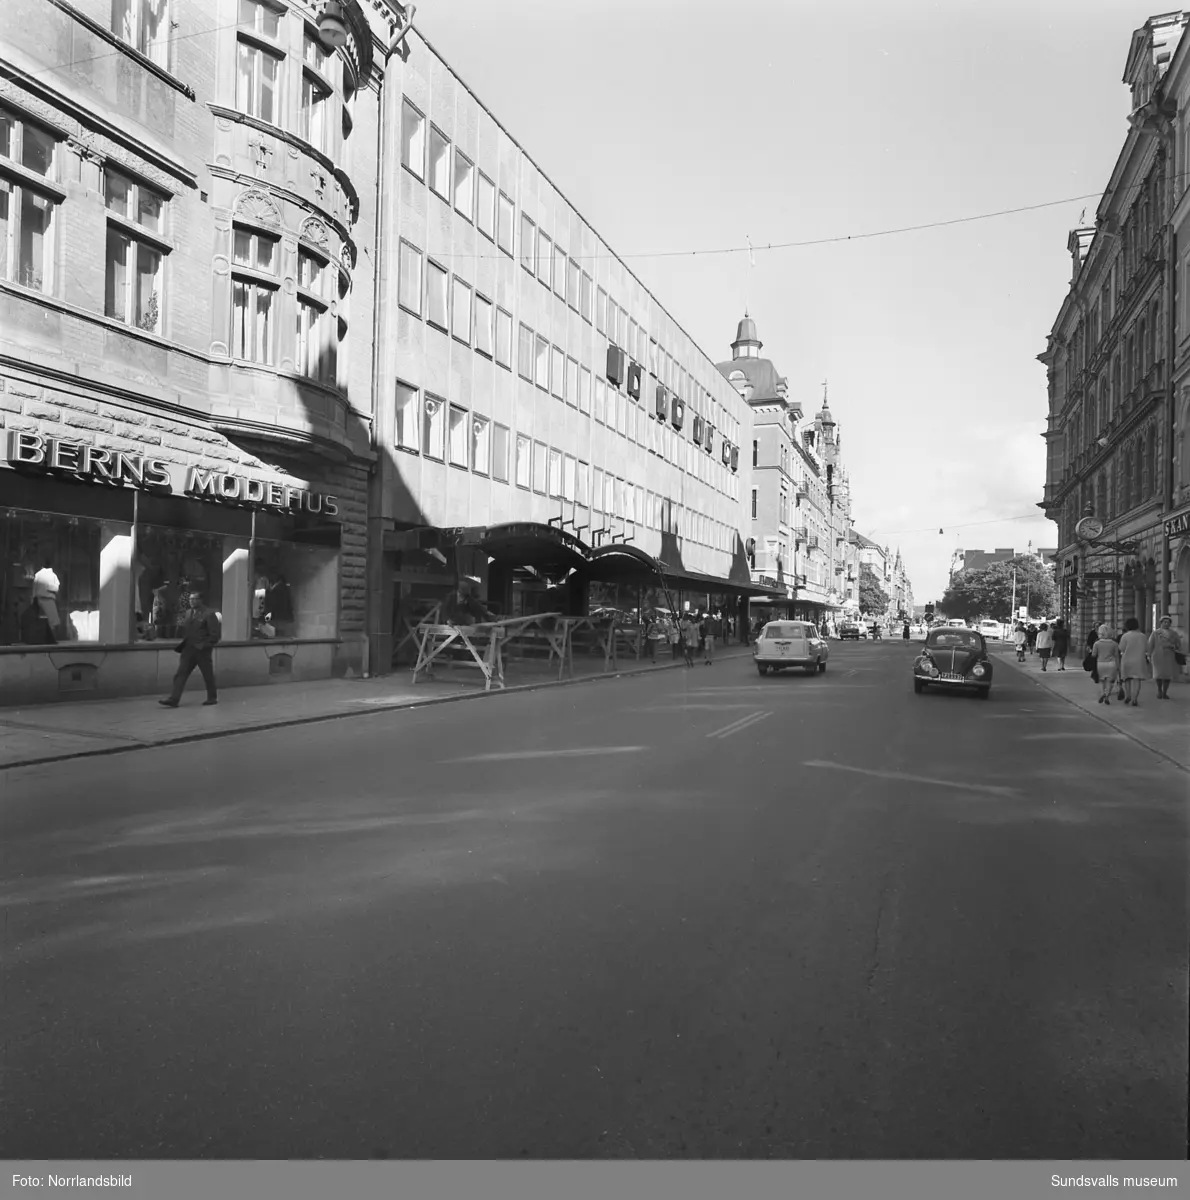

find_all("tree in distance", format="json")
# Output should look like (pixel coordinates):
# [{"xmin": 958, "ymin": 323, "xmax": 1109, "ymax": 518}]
[
  {"xmin": 858, "ymin": 564, "xmax": 891, "ymax": 617},
  {"xmin": 939, "ymin": 554, "xmax": 1057, "ymax": 622}
]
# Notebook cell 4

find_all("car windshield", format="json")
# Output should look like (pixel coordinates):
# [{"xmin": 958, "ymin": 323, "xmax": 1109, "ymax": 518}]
[
  {"xmin": 928, "ymin": 631, "xmax": 982, "ymax": 650},
  {"xmin": 765, "ymin": 624, "xmax": 804, "ymax": 639}
]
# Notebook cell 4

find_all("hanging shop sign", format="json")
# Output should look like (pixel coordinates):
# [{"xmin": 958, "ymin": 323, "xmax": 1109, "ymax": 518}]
[
  {"xmin": 5, "ymin": 431, "xmax": 338, "ymax": 516},
  {"xmin": 1165, "ymin": 508, "xmax": 1190, "ymax": 539}
]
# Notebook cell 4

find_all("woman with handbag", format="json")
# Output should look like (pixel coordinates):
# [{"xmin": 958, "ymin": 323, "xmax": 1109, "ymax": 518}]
[
  {"xmin": 1118, "ymin": 617, "xmax": 1149, "ymax": 707},
  {"xmin": 1148, "ymin": 615, "xmax": 1185, "ymax": 700},
  {"xmin": 1091, "ymin": 626, "xmax": 1121, "ymax": 705},
  {"xmin": 1050, "ymin": 618, "xmax": 1070, "ymax": 669}
]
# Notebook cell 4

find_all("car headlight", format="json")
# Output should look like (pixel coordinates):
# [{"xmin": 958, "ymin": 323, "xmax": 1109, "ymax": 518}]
[{"xmin": 972, "ymin": 665, "xmax": 987, "ymax": 677}]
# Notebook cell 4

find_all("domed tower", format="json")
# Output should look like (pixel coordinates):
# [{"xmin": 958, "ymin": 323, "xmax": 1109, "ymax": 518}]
[{"xmin": 730, "ymin": 312, "xmax": 763, "ymax": 360}]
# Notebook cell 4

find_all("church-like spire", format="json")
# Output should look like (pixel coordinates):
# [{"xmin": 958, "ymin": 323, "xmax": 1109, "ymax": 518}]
[{"xmin": 731, "ymin": 312, "xmax": 763, "ymax": 360}]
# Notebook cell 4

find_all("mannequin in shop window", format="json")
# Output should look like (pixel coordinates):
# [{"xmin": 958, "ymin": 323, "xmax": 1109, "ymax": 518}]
[
  {"xmin": 264, "ymin": 573, "xmax": 295, "ymax": 639},
  {"xmin": 32, "ymin": 557, "xmax": 62, "ymax": 640}
]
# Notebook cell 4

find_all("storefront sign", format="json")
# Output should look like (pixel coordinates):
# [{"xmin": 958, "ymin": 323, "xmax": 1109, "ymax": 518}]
[
  {"xmin": 6, "ymin": 432, "xmax": 338, "ymax": 516},
  {"xmin": 1165, "ymin": 509, "xmax": 1190, "ymax": 539},
  {"xmin": 8, "ymin": 430, "xmax": 171, "ymax": 490}
]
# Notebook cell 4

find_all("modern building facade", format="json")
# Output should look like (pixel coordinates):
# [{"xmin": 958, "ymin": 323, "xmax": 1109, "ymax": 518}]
[
  {"xmin": 1, "ymin": 0, "xmax": 384, "ymax": 703},
  {"xmin": 1040, "ymin": 11, "xmax": 1187, "ymax": 647},
  {"xmin": 716, "ymin": 317, "xmax": 856, "ymax": 627}
]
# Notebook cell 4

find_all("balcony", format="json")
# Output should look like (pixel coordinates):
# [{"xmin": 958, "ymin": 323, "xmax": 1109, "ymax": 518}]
[{"xmin": 794, "ymin": 526, "xmax": 808, "ymax": 545}]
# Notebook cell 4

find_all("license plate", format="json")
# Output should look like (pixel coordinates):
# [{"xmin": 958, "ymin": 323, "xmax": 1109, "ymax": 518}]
[{"xmin": 940, "ymin": 672, "xmax": 965, "ymax": 682}]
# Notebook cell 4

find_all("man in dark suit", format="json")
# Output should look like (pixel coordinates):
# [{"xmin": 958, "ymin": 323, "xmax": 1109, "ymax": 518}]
[{"xmin": 159, "ymin": 590, "xmax": 222, "ymax": 707}]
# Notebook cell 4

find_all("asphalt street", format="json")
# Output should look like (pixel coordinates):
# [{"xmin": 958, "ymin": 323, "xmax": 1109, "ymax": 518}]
[{"xmin": 2, "ymin": 640, "xmax": 1186, "ymax": 1159}]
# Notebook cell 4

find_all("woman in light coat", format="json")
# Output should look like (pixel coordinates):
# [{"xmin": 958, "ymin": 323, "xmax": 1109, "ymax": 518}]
[
  {"xmin": 1117, "ymin": 617, "xmax": 1150, "ymax": 707},
  {"xmin": 1035, "ymin": 622, "xmax": 1054, "ymax": 671},
  {"xmin": 1148, "ymin": 615, "xmax": 1184, "ymax": 700},
  {"xmin": 1091, "ymin": 627, "xmax": 1121, "ymax": 705}
]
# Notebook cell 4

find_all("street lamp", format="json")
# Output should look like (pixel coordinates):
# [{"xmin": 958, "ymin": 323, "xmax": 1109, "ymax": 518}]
[{"xmin": 317, "ymin": 0, "xmax": 349, "ymax": 46}]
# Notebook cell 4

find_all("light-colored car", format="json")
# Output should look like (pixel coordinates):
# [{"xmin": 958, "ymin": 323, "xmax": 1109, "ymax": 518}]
[
  {"xmin": 977, "ymin": 620, "xmax": 1002, "ymax": 640},
  {"xmin": 946, "ymin": 619, "xmax": 968, "ymax": 628},
  {"xmin": 754, "ymin": 620, "xmax": 830, "ymax": 676}
]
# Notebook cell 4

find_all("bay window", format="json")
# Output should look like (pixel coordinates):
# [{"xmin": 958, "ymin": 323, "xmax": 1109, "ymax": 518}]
[
  {"xmin": 236, "ymin": 40, "xmax": 282, "ymax": 124},
  {"xmin": 296, "ymin": 249, "xmax": 334, "ymax": 383},
  {"xmin": 230, "ymin": 226, "xmax": 279, "ymax": 363},
  {"xmin": 300, "ymin": 70, "xmax": 331, "ymax": 153}
]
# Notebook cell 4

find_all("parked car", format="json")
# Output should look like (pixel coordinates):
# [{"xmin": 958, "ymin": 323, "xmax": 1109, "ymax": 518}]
[
  {"xmin": 838, "ymin": 621, "xmax": 862, "ymax": 640},
  {"xmin": 913, "ymin": 627, "xmax": 993, "ymax": 698},
  {"xmin": 977, "ymin": 620, "xmax": 1002, "ymax": 640},
  {"xmin": 754, "ymin": 621, "xmax": 830, "ymax": 675},
  {"xmin": 946, "ymin": 619, "xmax": 968, "ymax": 628}
]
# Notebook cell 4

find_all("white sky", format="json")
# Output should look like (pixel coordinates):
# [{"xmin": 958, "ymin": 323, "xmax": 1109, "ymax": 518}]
[{"xmin": 414, "ymin": 0, "xmax": 1148, "ymax": 600}]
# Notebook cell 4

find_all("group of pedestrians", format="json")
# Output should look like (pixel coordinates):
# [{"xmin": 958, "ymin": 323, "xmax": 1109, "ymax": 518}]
[
  {"xmin": 1012, "ymin": 619, "xmax": 1071, "ymax": 670},
  {"xmin": 644, "ymin": 611, "xmax": 723, "ymax": 667},
  {"xmin": 1083, "ymin": 616, "xmax": 1185, "ymax": 706}
]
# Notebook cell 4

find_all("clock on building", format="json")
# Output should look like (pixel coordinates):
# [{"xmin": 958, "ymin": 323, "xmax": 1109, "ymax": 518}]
[{"xmin": 1074, "ymin": 515, "xmax": 1105, "ymax": 541}]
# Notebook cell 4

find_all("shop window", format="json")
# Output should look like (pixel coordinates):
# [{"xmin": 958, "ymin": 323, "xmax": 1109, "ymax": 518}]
[
  {"xmin": 477, "ymin": 172, "xmax": 495, "ymax": 240},
  {"xmin": 515, "ymin": 433, "xmax": 531, "ymax": 489},
  {"xmin": 474, "ymin": 293, "xmax": 493, "ymax": 356},
  {"xmin": 401, "ymin": 99, "xmax": 425, "ymax": 179},
  {"xmin": 492, "ymin": 423, "xmax": 510, "ymax": 482},
  {"xmin": 422, "ymin": 395, "xmax": 445, "ymax": 460},
  {"xmin": 395, "ymin": 381, "xmax": 419, "ymax": 451},
  {"xmin": 397, "ymin": 239, "xmax": 422, "ymax": 315},
  {"xmin": 495, "ymin": 307, "xmax": 512, "ymax": 368},
  {"xmin": 0, "ymin": 111, "xmax": 58, "ymax": 293},
  {"xmin": 111, "ymin": 0, "xmax": 170, "ymax": 66},
  {"xmin": 134, "ymin": 527, "xmax": 224, "ymax": 642},
  {"xmin": 426, "ymin": 260, "xmax": 448, "ymax": 330},
  {"xmin": 453, "ymin": 150, "xmax": 474, "ymax": 220},
  {"xmin": 0, "ymin": 511, "xmax": 102, "ymax": 646},
  {"xmin": 428, "ymin": 127, "xmax": 450, "ymax": 199},
  {"xmin": 252, "ymin": 540, "xmax": 338, "ymax": 640},
  {"xmin": 451, "ymin": 277, "xmax": 471, "ymax": 343},
  {"xmin": 498, "ymin": 192, "xmax": 514, "ymax": 256},
  {"xmin": 471, "ymin": 415, "xmax": 490, "ymax": 474}
]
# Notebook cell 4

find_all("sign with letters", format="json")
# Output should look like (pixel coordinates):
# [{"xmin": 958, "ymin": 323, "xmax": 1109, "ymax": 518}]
[
  {"xmin": 1165, "ymin": 508, "xmax": 1190, "ymax": 539},
  {"xmin": 6, "ymin": 431, "xmax": 338, "ymax": 516}
]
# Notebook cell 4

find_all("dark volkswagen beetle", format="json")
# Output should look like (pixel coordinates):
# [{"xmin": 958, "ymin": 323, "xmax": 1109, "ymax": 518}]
[{"xmin": 913, "ymin": 626, "xmax": 993, "ymax": 698}]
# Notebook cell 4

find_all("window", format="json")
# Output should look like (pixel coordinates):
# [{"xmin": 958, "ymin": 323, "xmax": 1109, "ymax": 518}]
[
  {"xmin": 581, "ymin": 271, "xmax": 592, "ymax": 321},
  {"xmin": 471, "ymin": 414, "xmax": 490, "ymax": 474},
  {"xmin": 300, "ymin": 67, "xmax": 331, "ymax": 153},
  {"xmin": 498, "ymin": 192, "xmax": 514, "ymax": 256},
  {"xmin": 451, "ymin": 276, "xmax": 471, "ymax": 343},
  {"xmin": 231, "ymin": 226, "xmax": 279, "ymax": 363},
  {"xmin": 395, "ymin": 382, "xmax": 419, "ymax": 451},
  {"xmin": 495, "ymin": 307, "xmax": 512, "ymax": 368},
  {"xmin": 566, "ymin": 357, "xmax": 579, "ymax": 408},
  {"xmin": 0, "ymin": 112, "xmax": 58, "ymax": 293},
  {"xmin": 474, "ymin": 293, "xmax": 493, "ymax": 356},
  {"xmin": 535, "ymin": 335, "xmax": 549, "ymax": 390},
  {"xmin": 518, "ymin": 323, "xmax": 534, "ymax": 381},
  {"xmin": 397, "ymin": 240, "xmax": 422, "ymax": 315},
  {"xmin": 629, "ymin": 320, "xmax": 638, "ymax": 361},
  {"xmin": 235, "ymin": 36, "xmax": 282, "ymax": 125},
  {"xmin": 515, "ymin": 434, "xmax": 531, "ymax": 489},
  {"xmin": 577, "ymin": 461, "xmax": 589, "ymax": 506},
  {"xmin": 536, "ymin": 231, "xmax": 552, "ymax": 284},
  {"xmin": 520, "ymin": 213, "xmax": 535, "ymax": 272},
  {"xmin": 607, "ymin": 298, "xmax": 619, "ymax": 346},
  {"xmin": 422, "ymin": 395, "xmax": 445, "ymax": 459},
  {"xmin": 580, "ymin": 366, "xmax": 591, "ymax": 415},
  {"xmin": 103, "ymin": 166, "xmax": 166, "ymax": 332},
  {"xmin": 563, "ymin": 455, "xmax": 576, "ymax": 502},
  {"xmin": 426, "ymin": 260, "xmax": 448, "ymax": 329},
  {"xmin": 553, "ymin": 243, "xmax": 566, "ymax": 297},
  {"xmin": 296, "ymin": 250, "xmax": 335, "ymax": 383},
  {"xmin": 594, "ymin": 377, "xmax": 606, "ymax": 424},
  {"xmin": 239, "ymin": 0, "xmax": 281, "ymax": 35},
  {"xmin": 533, "ymin": 442, "xmax": 547, "ymax": 495},
  {"xmin": 448, "ymin": 404, "xmax": 468, "ymax": 466},
  {"xmin": 550, "ymin": 346, "xmax": 564, "ymax": 399},
  {"xmin": 492, "ymin": 423, "xmax": 510, "ymax": 482},
  {"xmin": 753, "ymin": 439, "xmax": 758, "ymax": 467},
  {"xmin": 567, "ymin": 259, "xmax": 580, "ymax": 309},
  {"xmin": 401, "ymin": 99, "xmax": 425, "ymax": 178},
  {"xmin": 548, "ymin": 448, "xmax": 563, "ymax": 497},
  {"xmin": 111, "ymin": 0, "xmax": 169, "ymax": 66},
  {"xmin": 596, "ymin": 286, "xmax": 606, "ymax": 333},
  {"xmin": 592, "ymin": 467, "xmax": 604, "ymax": 512},
  {"xmin": 428, "ymin": 127, "xmax": 450, "ymax": 198},
  {"xmin": 453, "ymin": 150, "xmax": 474, "ymax": 219},
  {"xmin": 250, "ymin": 537, "xmax": 338, "ymax": 640},
  {"xmin": 477, "ymin": 173, "xmax": 495, "ymax": 239}
]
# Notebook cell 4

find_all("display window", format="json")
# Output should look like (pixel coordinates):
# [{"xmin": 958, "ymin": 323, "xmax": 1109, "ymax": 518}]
[
  {"xmin": 250, "ymin": 539, "xmax": 339, "ymax": 640},
  {"xmin": 1, "ymin": 509, "xmax": 101, "ymax": 645},
  {"xmin": 134, "ymin": 526, "xmax": 224, "ymax": 641}
]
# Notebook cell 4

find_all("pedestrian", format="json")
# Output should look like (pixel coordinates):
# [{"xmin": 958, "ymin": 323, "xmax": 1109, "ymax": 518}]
[
  {"xmin": 1013, "ymin": 623, "xmax": 1027, "ymax": 662},
  {"xmin": 643, "ymin": 612, "xmax": 659, "ymax": 662},
  {"xmin": 1148, "ymin": 615, "xmax": 1185, "ymax": 700},
  {"xmin": 668, "ymin": 617, "xmax": 682, "ymax": 660},
  {"xmin": 1084, "ymin": 626, "xmax": 1100, "ymax": 683},
  {"xmin": 159, "ymin": 589, "xmax": 221, "ymax": 707},
  {"xmin": 902, "ymin": 621, "xmax": 910, "ymax": 641},
  {"xmin": 703, "ymin": 612, "xmax": 721, "ymax": 666},
  {"xmin": 681, "ymin": 614, "xmax": 698, "ymax": 667},
  {"xmin": 1025, "ymin": 623, "xmax": 1038, "ymax": 655},
  {"xmin": 1051, "ymin": 618, "xmax": 1070, "ymax": 670},
  {"xmin": 1035, "ymin": 622, "xmax": 1053, "ymax": 671},
  {"xmin": 1118, "ymin": 617, "xmax": 1149, "ymax": 707},
  {"xmin": 1091, "ymin": 625, "xmax": 1121, "ymax": 705}
]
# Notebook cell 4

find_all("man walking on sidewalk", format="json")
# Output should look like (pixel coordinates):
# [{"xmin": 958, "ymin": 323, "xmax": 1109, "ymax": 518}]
[
  {"xmin": 703, "ymin": 612, "xmax": 721, "ymax": 666},
  {"xmin": 1051, "ymin": 618, "xmax": 1070, "ymax": 670},
  {"xmin": 160, "ymin": 590, "xmax": 221, "ymax": 708}
]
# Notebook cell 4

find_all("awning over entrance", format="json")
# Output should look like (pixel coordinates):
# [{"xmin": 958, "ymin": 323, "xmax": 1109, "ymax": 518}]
[
  {"xmin": 584, "ymin": 543, "xmax": 665, "ymax": 583},
  {"xmin": 477, "ymin": 522, "xmax": 589, "ymax": 575}
]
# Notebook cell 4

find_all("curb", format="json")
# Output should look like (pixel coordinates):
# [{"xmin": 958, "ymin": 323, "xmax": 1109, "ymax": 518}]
[
  {"xmin": 993, "ymin": 653, "xmax": 1189, "ymax": 775},
  {"xmin": 0, "ymin": 648, "xmax": 754, "ymax": 773}
]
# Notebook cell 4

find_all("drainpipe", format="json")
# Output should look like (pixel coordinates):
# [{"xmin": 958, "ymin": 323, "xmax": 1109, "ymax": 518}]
[{"xmin": 1165, "ymin": 132, "xmax": 1177, "ymax": 620}]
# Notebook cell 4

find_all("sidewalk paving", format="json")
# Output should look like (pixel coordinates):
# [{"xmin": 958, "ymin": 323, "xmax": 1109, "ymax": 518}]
[
  {"xmin": 0, "ymin": 643, "xmax": 754, "ymax": 771},
  {"xmin": 990, "ymin": 646, "xmax": 1190, "ymax": 772}
]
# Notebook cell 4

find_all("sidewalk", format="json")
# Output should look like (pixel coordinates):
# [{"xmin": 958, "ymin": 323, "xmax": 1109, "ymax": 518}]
[
  {"xmin": 990, "ymin": 647, "xmax": 1190, "ymax": 772},
  {"xmin": 0, "ymin": 643, "xmax": 754, "ymax": 771}
]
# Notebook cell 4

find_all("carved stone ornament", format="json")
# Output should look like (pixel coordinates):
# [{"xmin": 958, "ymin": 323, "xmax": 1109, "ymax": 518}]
[
  {"xmin": 213, "ymin": 255, "xmax": 230, "ymax": 276},
  {"xmin": 300, "ymin": 217, "xmax": 330, "ymax": 248},
  {"xmin": 233, "ymin": 188, "xmax": 282, "ymax": 229}
]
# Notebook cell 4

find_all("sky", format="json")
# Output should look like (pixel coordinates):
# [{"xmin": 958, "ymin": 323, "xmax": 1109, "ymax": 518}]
[{"xmin": 413, "ymin": 0, "xmax": 1151, "ymax": 601}]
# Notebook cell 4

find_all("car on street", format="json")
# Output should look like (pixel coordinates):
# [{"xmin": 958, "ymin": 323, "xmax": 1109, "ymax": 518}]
[
  {"xmin": 838, "ymin": 621, "xmax": 862, "ymax": 640},
  {"xmin": 946, "ymin": 619, "xmax": 967, "ymax": 628},
  {"xmin": 754, "ymin": 620, "xmax": 830, "ymax": 675},
  {"xmin": 977, "ymin": 619, "xmax": 1003, "ymax": 640},
  {"xmin": 913, "ymin": 626, "xmax": 993, "ymax": 698}
]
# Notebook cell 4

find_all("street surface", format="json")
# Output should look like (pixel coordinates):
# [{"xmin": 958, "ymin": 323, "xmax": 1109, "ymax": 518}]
[{"xmin": 3, "ymin": 640, "xmax": 1186, "ymax": 1159}]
